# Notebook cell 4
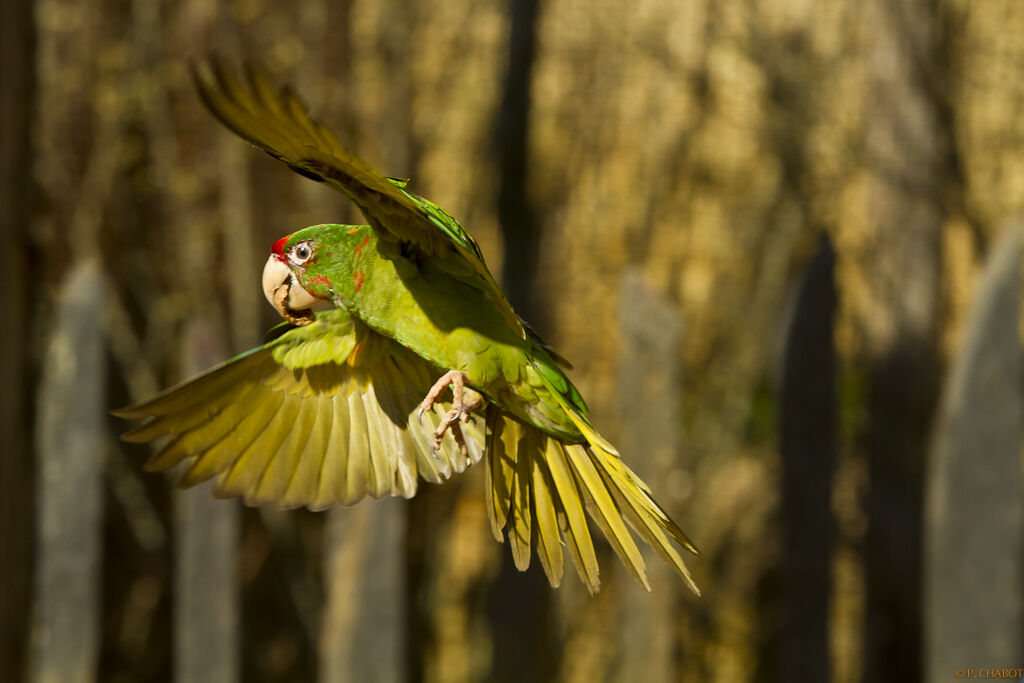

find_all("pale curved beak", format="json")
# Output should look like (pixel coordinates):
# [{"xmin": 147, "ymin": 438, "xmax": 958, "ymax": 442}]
[{"xmin": 262, "ymin": 256, "xmax": 318, "ymax": 311}]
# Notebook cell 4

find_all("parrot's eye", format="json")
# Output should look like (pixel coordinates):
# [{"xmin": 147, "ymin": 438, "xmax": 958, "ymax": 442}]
[{"xmin": 289, "ymin": 241, "xmax": 314, "ymax": 265}]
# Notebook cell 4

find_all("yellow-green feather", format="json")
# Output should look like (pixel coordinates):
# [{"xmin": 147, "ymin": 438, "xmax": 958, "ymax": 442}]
[
  {"xmin": 531, "ymin": 449, "xmax": 564, "ymax": 588},
  {"xmin": 544, "ymin": 439, "xmax": 601, "ymax": 592},
  {"xmin": 566, "ymin": 444, "xmax": 650, "ymax": 590},
  {"xmin": 119, "ymin": 310, "xmax": 485, "ymax": 509}
]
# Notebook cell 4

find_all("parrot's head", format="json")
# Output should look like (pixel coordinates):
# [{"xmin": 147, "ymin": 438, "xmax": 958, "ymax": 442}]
[{"xmin": 262, "ymin": 223, "xmax": 366, "ymax": 324}]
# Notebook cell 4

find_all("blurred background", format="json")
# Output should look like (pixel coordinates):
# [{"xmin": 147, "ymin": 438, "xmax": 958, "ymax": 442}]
[{"xmin": 3, "ymin": 0, "xmax": 1024, "ymax": 681}]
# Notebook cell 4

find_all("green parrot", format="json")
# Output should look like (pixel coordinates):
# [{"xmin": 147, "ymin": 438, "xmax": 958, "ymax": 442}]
[{"xmin": 115, "ymin": 60, "xmax": 698, "ymax": 594}]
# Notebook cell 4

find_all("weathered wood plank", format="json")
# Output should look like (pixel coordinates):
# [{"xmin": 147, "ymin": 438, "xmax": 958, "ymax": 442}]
[
  {"xmin": 175, "ymin": 482, "xmax": 240, "ymax": 683},
  {"xmin": 31, "ymin": 261, "xmax": 105, "ymax": 683},
  {"xmin": 613, "ymin": 270, "xmax": 683, "ymax": 683},
  {"xmin": 174, "ymin": 321, "xmax": 240, "ymax": 683},
  {"xmin": 320, "ymin": 500, "xmax": 406, "ymax": 683},
  {"xmin": 925, "ymin": 224, "xmax": 1023, "ymax": 680}
]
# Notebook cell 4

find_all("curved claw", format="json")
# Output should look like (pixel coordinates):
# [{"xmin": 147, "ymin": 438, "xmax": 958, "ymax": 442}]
[{"xmin": 419, "ymin": 370, "xmax": 482, "ymax": 458}]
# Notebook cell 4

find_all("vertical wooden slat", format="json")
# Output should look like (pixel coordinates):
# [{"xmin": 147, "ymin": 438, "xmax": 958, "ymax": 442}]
[
  {"xmin": 30, "ymin": 261, "xmax": 105, "ymax": 683},
  {"xmin": 320, "ymin": 501, "xmax": 406, "ymax": 683},
  {"xmin": 174, "ymin": 322, "xmax": 240, "ymax": 683},
  {"xmin": 925, "ymin": 225, "xmax": 1023, "ymax": 681},
  {"xmin": 779, "ymin": 235, "xmax": 837, "ymax": 683},
  {"xmin": 175, "ymin": 483, "xmax": 240, "ymax": 683},
  {"xmin": 613, "ymin": 270, "xmax": 683, "ymax": 683}
]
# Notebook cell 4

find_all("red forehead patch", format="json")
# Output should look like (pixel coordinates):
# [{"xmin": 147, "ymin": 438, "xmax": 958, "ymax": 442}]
[{"xmin": 271, "ymin": 235, "xmax": 290, "ymax": 257}]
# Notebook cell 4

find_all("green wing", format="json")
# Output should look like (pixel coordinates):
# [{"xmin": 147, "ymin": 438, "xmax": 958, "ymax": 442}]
[
  {"xmin": 114, "ymin": 309, "xmax": 484, "ymax": 509},
  {"xmin": 192, "ymin": 58, "xmax": 523, "ymax": 336}
]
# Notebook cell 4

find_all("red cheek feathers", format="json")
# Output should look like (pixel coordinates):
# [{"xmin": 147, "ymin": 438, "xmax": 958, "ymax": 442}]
[{"xmin": 306, "ymin": 274, "xmax": 332, "ymax": 298}]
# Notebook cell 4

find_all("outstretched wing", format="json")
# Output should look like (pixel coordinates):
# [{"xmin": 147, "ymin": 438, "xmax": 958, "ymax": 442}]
[
  {"xmin": 192, "ymin": 58, "xmax": 523, "ymax": 336},
  {"xmin": 114, "ymin": 309, "xmax": 484, "ymax": 509}
]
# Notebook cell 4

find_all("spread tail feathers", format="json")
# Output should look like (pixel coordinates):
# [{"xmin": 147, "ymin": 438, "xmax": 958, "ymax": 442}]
[{"xmin": 483, "ymin": 404, "xmax": 700, "ymax": 595}]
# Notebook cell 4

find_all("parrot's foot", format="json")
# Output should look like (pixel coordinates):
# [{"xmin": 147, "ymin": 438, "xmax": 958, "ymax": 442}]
[
  {"xmin": 273, "ymin": 282, "xmax": 314, "ymax": 326},
  {"xmin": 417, "ymin": 370, "xmax": 481, "ymax": 459}
]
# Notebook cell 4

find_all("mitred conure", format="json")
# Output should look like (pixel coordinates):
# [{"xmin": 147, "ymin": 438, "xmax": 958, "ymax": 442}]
[{"xmin": 115, "ymin": 60, "xmax": 699, "ymax": 594}]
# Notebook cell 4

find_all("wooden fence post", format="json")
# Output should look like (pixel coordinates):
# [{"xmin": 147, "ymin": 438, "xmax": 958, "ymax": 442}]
[
  {"xmin": 925, "ymin": 224, "xmax": 1023, "ymax": 680},
  {"xmin": 613, "ymin": 269, "xmax": 683, "ymax": 683},
  {"xmin": 320, "ymin": 500, "xmax": 406, "ymax": 683},
  {"xmin": 30, "ymin": 261, "xmax": 105, "ymax": 683},
  {"xmin": 174, "ymin": 321, "xmax": 240, "ymax": 683}
]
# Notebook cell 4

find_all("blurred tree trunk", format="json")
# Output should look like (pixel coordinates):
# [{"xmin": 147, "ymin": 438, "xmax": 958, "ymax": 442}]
[
  {"xmin": 925, "ymin": 225, "xmax": 1023, "ymax": 681},
  {"xmin": 862, "ymin": 0, "xmax": 946, "ymax": 680},
  {"xmin": 31, "ymin": 261, "xmax": 105, "ymax": 683},
  {"xmin": 0, "ymin": 0, "xmax": 35, "ymax": 677},
  {"xmin": 488, "ymin": 1, "xmax": 555, "ymax": 682},
  {"xmin": 779, "ymin": 234, "xmax": 837, "ymax": 683}
]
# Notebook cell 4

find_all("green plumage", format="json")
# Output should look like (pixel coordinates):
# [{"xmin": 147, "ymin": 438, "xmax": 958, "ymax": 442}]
[
  {"xmin": 278, "ymin": 221, "xmax": 585, "ymax": 442},
  {"xmin": 116, "ymin": 60, "xmax": 699, "ymax": 594}
]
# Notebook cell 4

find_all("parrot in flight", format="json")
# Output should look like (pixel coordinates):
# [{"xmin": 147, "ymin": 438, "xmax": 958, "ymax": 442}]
[{"xmin": 115, "ymin": 59, "xmax": 699, "ymax": 594}]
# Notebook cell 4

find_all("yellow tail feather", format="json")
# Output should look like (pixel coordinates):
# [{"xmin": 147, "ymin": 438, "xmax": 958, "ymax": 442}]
[{"xmin": 483, "ymin": 399, "xmax": 699, "ymax": 594}]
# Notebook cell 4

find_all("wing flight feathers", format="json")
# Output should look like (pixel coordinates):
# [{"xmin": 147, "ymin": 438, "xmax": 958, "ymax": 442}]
[{"xmin": 117, "ymin": 310, "xmax": 483, "ymax": 508}]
